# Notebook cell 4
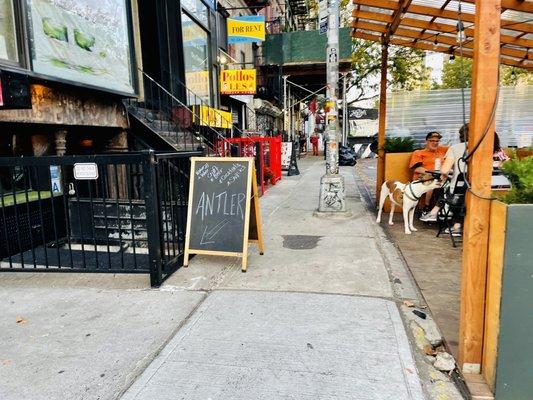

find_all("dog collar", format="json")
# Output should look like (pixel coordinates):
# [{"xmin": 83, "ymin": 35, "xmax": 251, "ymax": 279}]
[{"xmin": 404, "ymin": 182, "xmax": 422, "ymax": 202}]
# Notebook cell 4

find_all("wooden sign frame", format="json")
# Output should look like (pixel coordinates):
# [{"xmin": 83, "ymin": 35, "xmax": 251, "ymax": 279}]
[{"xmin": 183, "ymin": 157, "xmax": 264, "ymax": 272}]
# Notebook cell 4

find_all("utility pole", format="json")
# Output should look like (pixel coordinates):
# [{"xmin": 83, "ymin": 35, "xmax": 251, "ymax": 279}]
[
  {"xmin": 283, "ymin": 75, "xmax": 289, "ymax": 140},
  {"xmin": 342, "ymin": 72, "xmax": 348, "ymax": 146},
  {"xmin": 288, "ymin": 84, "xmax": 292, "ymax": 140},
  {"xmin": 318, "ymin": 0, "xmax": 346, "ymax": 212}
]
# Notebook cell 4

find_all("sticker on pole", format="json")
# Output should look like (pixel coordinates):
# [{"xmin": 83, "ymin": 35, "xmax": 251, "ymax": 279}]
[
  {"xmin": 73, "ymin": 163, "xmax": 99, "ymax": 180},
  {"xmin": 319, "ymin": 18, "xmax": 328, "ymax": 35},
  {"xmin": 318, "ymin": 0, "xmax": 328, "ymax": 34}
]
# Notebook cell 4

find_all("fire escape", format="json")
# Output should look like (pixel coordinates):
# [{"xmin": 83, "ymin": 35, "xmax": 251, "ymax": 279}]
[{"xmin": 256, "ymin": 0, "xmax": 352, "ymax": 137}]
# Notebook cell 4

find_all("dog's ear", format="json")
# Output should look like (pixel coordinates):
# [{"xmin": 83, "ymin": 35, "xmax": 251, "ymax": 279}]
[{"xmin": 420, "ymin": 173, "xmax": 432, "ymax": 183}]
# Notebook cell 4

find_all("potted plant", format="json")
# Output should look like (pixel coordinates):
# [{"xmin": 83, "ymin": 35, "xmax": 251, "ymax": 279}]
[
  {"xmin": 483, "ymin": 155, "xmax": 533, "ymax": 397},
  {"xmin": 383, "ymin": 137, "xmax": 416, "ymax": 153},
  {"xmin": 383, "ymin": 137, "xmax": 416, "ymax": 183}
]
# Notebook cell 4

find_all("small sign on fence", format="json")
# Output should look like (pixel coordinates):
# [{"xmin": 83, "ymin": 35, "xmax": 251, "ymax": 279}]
[
  {"xmin": 73, "ymin": 163, "xmax": 99, "ymax": 180},
  {"xmin": 50, "ymin": 165, "xmax": 62, "ymax": 193},
  {"xmin": 281, "ymin": 142, "xmax": 292, "ymax": 170},
  {"xmin": 184, "ymin": 157, "xmax": 264, "ymax": 272}
]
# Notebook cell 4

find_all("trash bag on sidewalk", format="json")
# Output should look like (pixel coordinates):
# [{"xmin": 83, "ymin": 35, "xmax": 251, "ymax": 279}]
[{"xmin": 339, "ymin": 144, "xmax": 357, "ymax": 166}]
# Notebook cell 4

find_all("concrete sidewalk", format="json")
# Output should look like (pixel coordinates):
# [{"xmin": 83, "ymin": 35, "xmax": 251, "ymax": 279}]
[
  {"xmin": 123, "ymin": 291, "xmax": 423, "ymax": 400},
  {"xmin": 0, "ymin": 157, "xmax": 463, "ymax": 400},
  {"xmin": 121, "ymin": 157, "xmax": 462, "ymax": 400}
]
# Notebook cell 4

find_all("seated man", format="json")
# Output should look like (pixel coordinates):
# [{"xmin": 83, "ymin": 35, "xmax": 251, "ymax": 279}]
[
  {"xmin": 409, "ymin": 131, "xmax": 448, "ymax": 213},
  {"xmin": 420, "ymin": 124, "xmax": 469, "ymax": 234}
]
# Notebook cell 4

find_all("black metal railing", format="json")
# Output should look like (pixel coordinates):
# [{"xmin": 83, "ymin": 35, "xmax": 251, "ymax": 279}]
[
  {"xmin": 264, "ymin": 16, "xmax": 318, "ymax": 35},
  {"xmin": 0, "ymin": 151, "xmax": 200, "ymax": 286},
  {"xmin": 125, "ymin": 70, "xmax": 239, "ymax": 155},
  {"xmin": 165, "ymin": 71, "xmax": 251, "ymax": 139}
]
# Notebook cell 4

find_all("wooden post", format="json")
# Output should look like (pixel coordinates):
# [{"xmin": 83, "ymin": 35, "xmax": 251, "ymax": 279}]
[
  {"xmin": 106, "ymin": 130, "xmax": 129, "ymax": 199},
  {"xmin": 375, "ymin": 41, "xmax": 388, "ymax": 202},
  {"xmin": 55, "ymin": 130, "xmax": 67, "ymax": 156},
  {"xmin": 458, "ymin": 0, "xmax": 501, "ymax": 374}
]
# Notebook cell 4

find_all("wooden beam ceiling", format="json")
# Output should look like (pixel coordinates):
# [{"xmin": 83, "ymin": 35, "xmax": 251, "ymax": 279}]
[
  {"xmin": 463, "ymin": 0, "xmax": 533, "ymax": 14},
  {"xmin": 352, "ymin": 31, "xmax": 533, "ymax": 69},
  {"xmin": 352, "ymin": 21, "xmax": 530, "ymax": 61},
  {"xmin": 351, "ymin": 0, "xmax": 533, "ymax": 69},
  {"xmin": 352, "ymin": 10, "xmax": 533, "ymax": 49},
  {"xmin": 352, "ymin": 0, "xmax": 533, "ymax": 33},
  {"xmin": 388, "ymin": 0, "xmax": 413, "ymax": 38}
]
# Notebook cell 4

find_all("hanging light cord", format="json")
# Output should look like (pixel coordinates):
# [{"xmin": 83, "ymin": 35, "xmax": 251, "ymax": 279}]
[
  {"xmin": 458, "ymin": 3, "xmax": 467, "ymax": 129},
  {"xmin": 455, "ymin": 0, "xmax": 501, "ymax": 201}
]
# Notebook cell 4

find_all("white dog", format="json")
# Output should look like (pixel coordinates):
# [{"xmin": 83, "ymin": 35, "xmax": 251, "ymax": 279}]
[{"xmin": 376, "ymin": 173, "xmax": 442, "ymax": 234}]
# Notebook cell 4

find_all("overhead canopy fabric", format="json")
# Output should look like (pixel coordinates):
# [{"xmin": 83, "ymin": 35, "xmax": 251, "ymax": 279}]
[{"xmin": 351, "ymin": 0, "xmax": 533, "ymax": 69}]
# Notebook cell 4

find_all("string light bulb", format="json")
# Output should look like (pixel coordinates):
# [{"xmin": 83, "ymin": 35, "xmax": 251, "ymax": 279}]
[
  {"xmin": 456, "ymin": 21, "xmax": 465, "ymax": 43},
  {"xmin": 433, "ymin": 35, "xmax": 439, "ymax": 50}
]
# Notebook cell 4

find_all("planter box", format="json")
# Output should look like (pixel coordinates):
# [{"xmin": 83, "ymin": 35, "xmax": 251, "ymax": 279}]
[
  {"xmin": 483, "ymin": 201, "xmax": 533, "ymax": 399},
  {"xmin": 383, "ymin": 152, "xmax": 413, "ymax": 212}
]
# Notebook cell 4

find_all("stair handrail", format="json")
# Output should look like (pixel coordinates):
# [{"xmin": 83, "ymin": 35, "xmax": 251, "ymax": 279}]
[
  {"xmin": 243, "ymin": 102, "xmax": 257, "ymax": 133},
  {"xmin": 136, "ymin": 69, "xmax": 232, "ymax": 153},
  {"xmin": 163, "ymin": 70, "xmax": 253, "ymax": 139}
]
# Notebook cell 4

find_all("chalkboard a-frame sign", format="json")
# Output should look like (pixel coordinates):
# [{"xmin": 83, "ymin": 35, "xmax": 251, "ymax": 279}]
[{"xmin": 183, "ymin": 157, "xmax": 264, "ymax": 271}]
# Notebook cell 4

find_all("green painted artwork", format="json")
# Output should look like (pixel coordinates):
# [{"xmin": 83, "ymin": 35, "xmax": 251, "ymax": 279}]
[
  {"xmin": 30, "ymin": 0, "xmax": 134, "ymax": 93},
  {"xmin": 42, "ymin": 17, "xmax": 68, "ymax": 42},
  {"xmin": 74, "ymin": 29, "xmax": 96, "ymax": 51}
]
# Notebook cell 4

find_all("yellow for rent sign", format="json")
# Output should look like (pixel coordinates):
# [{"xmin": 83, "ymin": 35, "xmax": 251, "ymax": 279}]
[
  {"xmin": 227, "ymin": 16, "xmax": 265, "ymax": 43},
  {"xmin": 220, "ymin": 69, "xmax": 256, "ymax": 95}
]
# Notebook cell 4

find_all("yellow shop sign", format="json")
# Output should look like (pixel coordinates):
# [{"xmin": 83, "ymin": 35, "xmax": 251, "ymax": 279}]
[
  {"xmin": 193, "ymin": 105, "xmax": 233, "ymax": 129},
  {"xmin": 227, "ymin": 16, "xmax": 265, "ymax": 43},
  {"xmin": 220, "ymin": 69, "xmax": 256, "ymax": 95}
]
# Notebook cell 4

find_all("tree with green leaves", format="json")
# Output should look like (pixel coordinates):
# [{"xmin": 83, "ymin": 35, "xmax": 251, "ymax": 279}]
[
  {"xmin": 439, "ymin": 57, "xmax": 473, "ymax": 89},
  {"xmin": 349, "ymin": 39, "xmax": 431, "ymax": 104},
  {"xmin": 500, "ymin": 66, "xmax": 533, "ymax": 86},
  {"xmin": 437, "ymin": 56, "xmax": 532, "ymax": 89}
]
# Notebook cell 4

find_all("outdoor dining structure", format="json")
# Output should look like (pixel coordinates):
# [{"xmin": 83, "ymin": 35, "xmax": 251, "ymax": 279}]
[{"xmin": 351, "ymin": 0, "xmax": 532, "ymax": 398}]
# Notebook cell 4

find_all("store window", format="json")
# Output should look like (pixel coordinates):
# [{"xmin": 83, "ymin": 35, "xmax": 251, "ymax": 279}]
[
  {"xmin": 181, "ymin": 12, "xmax": 211, "ymax": 104},
  {"xmin": 181, "ymin": 0, "xmax": 208, "ymax": 27},
  {"xmin": 25, "ymin": 0, "xmax": 134, "ymax": 94},
  {"xmin": 0, "ymin": 0, "xmax": 19, "ymax": 62},
  {"xmin": 216, "ymin": 9, "xmax": 227, "ymax": 51}
]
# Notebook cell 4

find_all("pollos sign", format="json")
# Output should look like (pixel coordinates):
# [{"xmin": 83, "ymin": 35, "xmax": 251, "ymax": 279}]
[{"xmin": 220, "ymin": 69, "xmax": 256, "ymax": 95}]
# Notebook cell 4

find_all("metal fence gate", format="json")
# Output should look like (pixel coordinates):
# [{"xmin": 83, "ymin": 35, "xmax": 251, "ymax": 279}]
[{"xmin": 0, "ymin": 150, "xmax": 201, "ymax": 286}]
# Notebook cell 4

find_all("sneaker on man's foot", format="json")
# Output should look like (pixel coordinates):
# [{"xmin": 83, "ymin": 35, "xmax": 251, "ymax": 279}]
[
  {"xmin": 420, "ymin": 212, "xmax": 437, "ymax": 222},
  {"xmin": 443, "ymin": 227, "xmax": 462, "ymax": 237}
]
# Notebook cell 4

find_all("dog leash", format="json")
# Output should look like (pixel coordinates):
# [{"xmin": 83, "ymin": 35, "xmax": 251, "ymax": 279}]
[{"xmin": 404, "ymin": 176, "xmax": 436, "ymax": 201}]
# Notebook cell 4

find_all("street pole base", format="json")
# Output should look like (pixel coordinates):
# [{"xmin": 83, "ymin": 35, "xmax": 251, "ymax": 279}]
[
  {"xmin": 318, "ymin": 174, "xmax": 346, "ymax": 212},
  {"xmin": 313, "ymin": 210, "xmax": 353, "ymax": 219}
]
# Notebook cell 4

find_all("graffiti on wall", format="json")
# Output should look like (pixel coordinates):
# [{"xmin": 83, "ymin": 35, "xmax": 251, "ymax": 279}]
[{"xmin": 256, "ymin": 113, "xmax": 275, "ymax": 134}]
